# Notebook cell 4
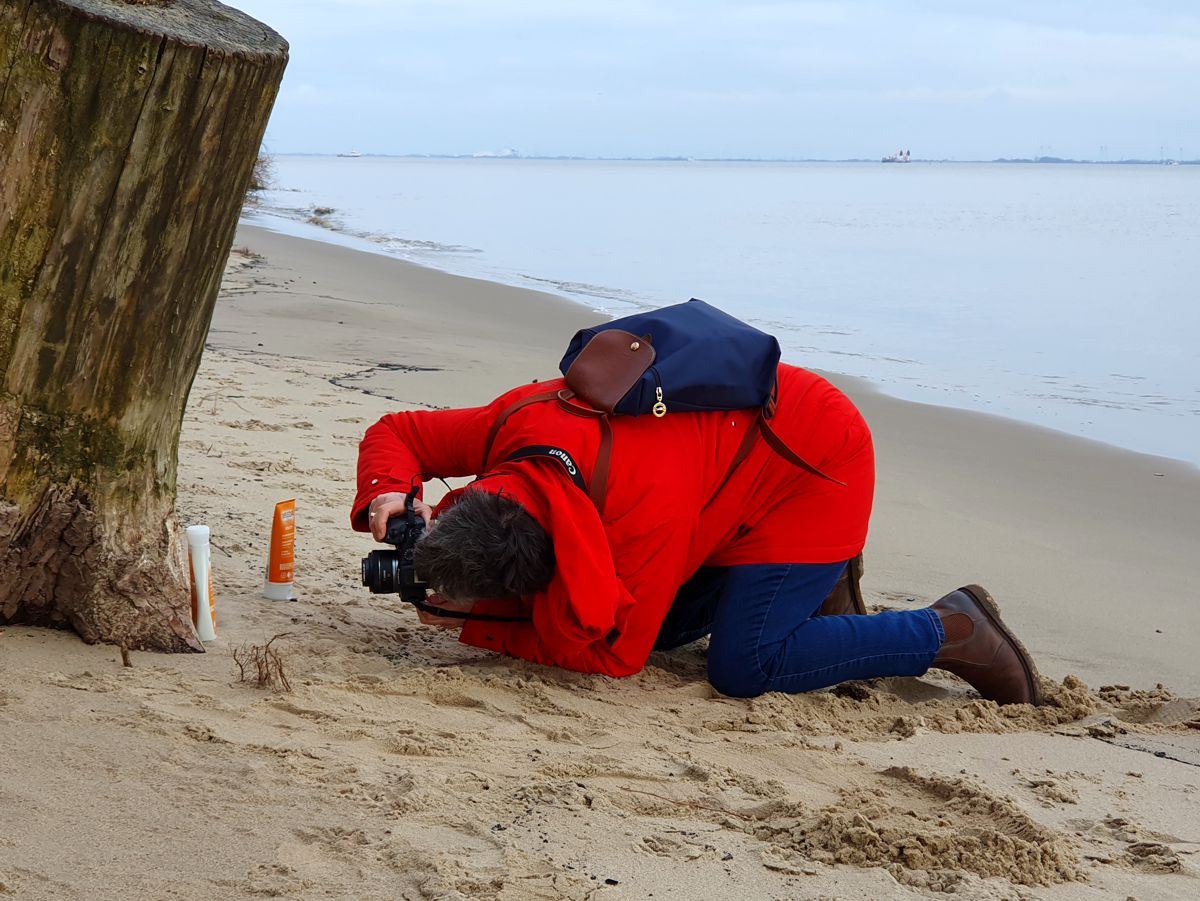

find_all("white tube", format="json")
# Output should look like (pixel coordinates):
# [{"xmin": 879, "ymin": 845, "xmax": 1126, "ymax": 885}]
[{"xmin": 186, "ymin": 525, "xmax": 217, "ymax": 641}]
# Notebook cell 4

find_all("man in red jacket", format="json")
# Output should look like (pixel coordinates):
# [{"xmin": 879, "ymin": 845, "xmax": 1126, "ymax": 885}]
[{"xmin": 352, "ymin": 364, "xmax": 1041, "ymax": 705}]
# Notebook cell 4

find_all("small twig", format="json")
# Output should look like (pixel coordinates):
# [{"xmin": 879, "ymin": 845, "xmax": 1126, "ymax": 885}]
[
  {"xmin": 232, "ymin": 647, "xmax": 249, "ymax": 682},
  {"xmin": 120, "ymin": 645, "xmax": 132, "ymax": 668}
]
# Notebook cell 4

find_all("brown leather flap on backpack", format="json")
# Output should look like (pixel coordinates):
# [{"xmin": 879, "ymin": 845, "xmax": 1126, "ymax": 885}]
[{"xmin": 564, "ymin": 329, "xmax": 655, "ymax": 413}]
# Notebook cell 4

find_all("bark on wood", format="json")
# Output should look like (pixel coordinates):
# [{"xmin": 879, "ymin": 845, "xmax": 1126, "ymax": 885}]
[{"xmin": 0, "ymin": 0, "xmax": 287, "ymax": 650}]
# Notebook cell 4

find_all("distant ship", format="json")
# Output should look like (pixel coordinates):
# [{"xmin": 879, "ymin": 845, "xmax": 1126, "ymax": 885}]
[
  {"xmin": 882, "ymin": 149, "xmax": 911, "ymax": 163},
  {"xmin": 337, "ymin": 149, "xmax": 363, "ymax": 158}
]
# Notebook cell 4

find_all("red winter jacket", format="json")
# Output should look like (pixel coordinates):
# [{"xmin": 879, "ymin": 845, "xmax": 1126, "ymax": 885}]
[{"xmin": 351, "ymin": 364, "xmax": 874, "ymax": 677}]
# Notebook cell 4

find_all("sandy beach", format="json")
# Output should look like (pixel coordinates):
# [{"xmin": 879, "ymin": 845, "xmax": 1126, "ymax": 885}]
[{"xmin": 1, "ymin": 224, "xmax": 1197, "ymax": 900}]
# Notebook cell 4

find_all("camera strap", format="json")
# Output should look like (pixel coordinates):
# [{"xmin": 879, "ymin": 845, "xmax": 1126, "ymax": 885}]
[
  {"xmin": 408, "ymin": 597, "xmax": 531, "ymax": 623},
  {"xmin": 501, "ymin": 445, "xmax": 588, "ymax": 494}
]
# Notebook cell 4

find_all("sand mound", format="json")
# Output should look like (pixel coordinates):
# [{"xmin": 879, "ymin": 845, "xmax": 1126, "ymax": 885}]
[
  {"xmin": 741, "ymin": 766, "xmax": 1082, "ymax": 889},
  {"xmin": 1100, "ymin": 683, "xmax": 1200, "ymax": 730},
  {"xmin": 700, "ymin": 674, "xmax": 1096, "ymax": 742}
]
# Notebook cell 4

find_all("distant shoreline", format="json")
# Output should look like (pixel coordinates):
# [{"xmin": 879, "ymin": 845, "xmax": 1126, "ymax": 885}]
[{"xmin": 282, "ymin": 152, "xmax": 1200, "ymax": 166}]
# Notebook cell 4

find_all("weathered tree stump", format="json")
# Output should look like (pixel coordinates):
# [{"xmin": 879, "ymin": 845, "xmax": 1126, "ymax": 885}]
[{"xmin": 0, "ymin": 1, "xmax": 287, "ymax": 650}]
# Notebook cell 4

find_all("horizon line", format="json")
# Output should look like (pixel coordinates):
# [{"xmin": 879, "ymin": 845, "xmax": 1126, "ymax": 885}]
[{"xmin": 269, "ymin": 152, "xmax": 1200, "ymax": 166}]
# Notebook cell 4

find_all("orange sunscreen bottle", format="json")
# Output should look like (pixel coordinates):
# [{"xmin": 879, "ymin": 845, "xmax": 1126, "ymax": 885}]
[
  {"xmin": 264, "ymin": 499, "xmax": 297, "ymax": 600},
  {"xmin": 186, "ymin": 525, "xmax": 217, "ymax": 641}
]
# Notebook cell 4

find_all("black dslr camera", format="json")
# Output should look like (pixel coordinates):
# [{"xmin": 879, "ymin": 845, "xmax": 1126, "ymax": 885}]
[
  {"xmin": 360, "ymin": 490, "xmax": 429, "ymax": 604},
  {"xmin": 359, "ymin": 487, "xmax": 528, "ymax": 624}
]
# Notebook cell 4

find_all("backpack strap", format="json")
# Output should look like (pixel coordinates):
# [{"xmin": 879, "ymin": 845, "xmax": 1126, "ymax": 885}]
[
  {"xmin": 703, "ymin": 416, "xmax": 763, "ymax": 511},
  {"xmin": 703, "ymin": 410, "xmax": 846, "ymax": 511},
  {"xmin": 552, "ymin": 389, "xmax": 612, "ymax": 516},
  {"xmin": 759, "ymin": 416, "xmax": 846, "ymax": 486},
  {"xmin": 481, "ymin": 387, "xmax": 613, "ymax": 516},
  {"xmin": 481, "ymin": 388, "xmax": 560, "ymax": 470},
  {"xmin": 591, "ymin": 415, "xmax": 613, "ymax": 515}
]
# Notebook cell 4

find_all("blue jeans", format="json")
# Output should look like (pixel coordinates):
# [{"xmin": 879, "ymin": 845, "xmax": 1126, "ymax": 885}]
[{"xmin": 654, "ymin": 562, "xmax": 944, "ymax": 697}]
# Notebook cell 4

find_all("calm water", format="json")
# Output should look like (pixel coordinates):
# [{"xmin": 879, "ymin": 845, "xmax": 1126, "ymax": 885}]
[{"xmin": 250, "ymin": 156, "xmax": 1200, "ymax": 465}]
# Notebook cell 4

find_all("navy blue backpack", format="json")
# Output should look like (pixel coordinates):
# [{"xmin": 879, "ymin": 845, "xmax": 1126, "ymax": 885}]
[
  {"xmin": 479, "ymin": 299, "xmax": 839, "ymax": 516},
  {"xmin": 558, "ymin": 299, "xmax": 781, "ymax": 417}
]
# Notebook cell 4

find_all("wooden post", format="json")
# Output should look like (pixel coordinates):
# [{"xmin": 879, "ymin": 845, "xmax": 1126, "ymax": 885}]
[{"xmin": 0, "ymin": 0, "xmax": 287, "ymax": 650}]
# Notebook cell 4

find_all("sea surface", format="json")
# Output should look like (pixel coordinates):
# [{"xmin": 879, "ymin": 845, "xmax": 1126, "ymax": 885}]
[{"xmin": 249, "ymin": 156, "xmax": 1200, "ymax": 465}]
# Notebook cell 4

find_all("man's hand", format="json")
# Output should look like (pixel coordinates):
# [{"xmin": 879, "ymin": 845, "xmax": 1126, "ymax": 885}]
[
  {"xmin": 367, "ymin": 491, "xmax": 434, "ymax": 541},
  {"xmin": 416, "ymin": 593, "xmax": 475, "ymax": 629}
]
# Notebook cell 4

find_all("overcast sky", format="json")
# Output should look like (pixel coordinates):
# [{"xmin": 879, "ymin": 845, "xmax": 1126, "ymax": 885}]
[{"xmin": 234, "ymin": 0, "xmax": 1200, "ymax": 160}]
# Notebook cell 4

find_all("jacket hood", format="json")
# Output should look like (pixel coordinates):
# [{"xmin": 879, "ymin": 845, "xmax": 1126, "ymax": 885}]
[{"xmin": 457, "ymin": 460, "xmax": 620, "ymax": 647}]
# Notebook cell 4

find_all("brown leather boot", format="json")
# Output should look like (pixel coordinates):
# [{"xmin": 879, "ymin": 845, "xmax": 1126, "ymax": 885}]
[
  {"xmin": 818, "ymin": 553, "xmax": 867, "ymax": 616},
  {"xmin": 931, "ymin": 585, "xmax": 1042, "ymax": 705}
]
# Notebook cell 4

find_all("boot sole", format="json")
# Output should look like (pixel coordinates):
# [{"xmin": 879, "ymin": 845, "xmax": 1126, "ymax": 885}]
[{"xmin": 958, "ymin": 584, "xmax": 1044, "ymax": 706}]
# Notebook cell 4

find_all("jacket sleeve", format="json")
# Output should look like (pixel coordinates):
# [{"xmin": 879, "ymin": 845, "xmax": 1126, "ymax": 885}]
[
  {"xmin": 458, "ymin": 517, "xmax": 692, "ymax": 677},
  {"xmin": 351, "ymin": 383, "xmax": 546, "ymax": 531}
]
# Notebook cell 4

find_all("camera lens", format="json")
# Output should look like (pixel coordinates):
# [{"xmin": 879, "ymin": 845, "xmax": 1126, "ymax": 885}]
[{"xmin": 361, "ymin": 549, "xmax": 401, "ymax": 594}]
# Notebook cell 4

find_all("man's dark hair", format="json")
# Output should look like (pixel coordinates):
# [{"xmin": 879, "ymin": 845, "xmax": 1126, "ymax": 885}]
[{"xmin": 414, "ymin": 490, "xmax": 555, "ymax": 600}]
